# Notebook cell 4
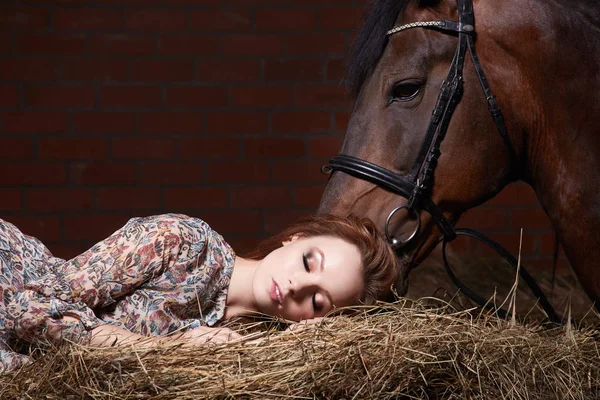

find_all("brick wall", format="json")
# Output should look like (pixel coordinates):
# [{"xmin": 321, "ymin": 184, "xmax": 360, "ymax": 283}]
[{"xmin": 0, "ymin": 0, "xmax": 564, "ymax": 273}]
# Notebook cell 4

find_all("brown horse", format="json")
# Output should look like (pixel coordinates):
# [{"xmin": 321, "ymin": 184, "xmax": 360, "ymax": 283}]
[{"xmin": 318, "ymin": 0, "xmax": 600, "ymax": 308}]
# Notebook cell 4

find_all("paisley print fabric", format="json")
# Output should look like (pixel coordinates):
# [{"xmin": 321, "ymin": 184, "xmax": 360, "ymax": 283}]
[{"xmin": 0, "ymin": 214, "xmax": 235, "ymax": 373}]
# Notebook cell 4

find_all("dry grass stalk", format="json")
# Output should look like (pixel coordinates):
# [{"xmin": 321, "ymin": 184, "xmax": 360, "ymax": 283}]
[{"xmin": 1, "ymin": 300, "xmax": 599, "ymax": 399}]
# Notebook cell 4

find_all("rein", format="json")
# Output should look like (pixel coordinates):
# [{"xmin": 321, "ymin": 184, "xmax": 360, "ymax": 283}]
[{"xmin": 322, "ymin": 0, "xmax": 560, "ymax": 323}]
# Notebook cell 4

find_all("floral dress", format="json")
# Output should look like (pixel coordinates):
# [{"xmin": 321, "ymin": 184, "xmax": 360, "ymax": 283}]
[{"xmin": 0, "ymin": 214, "xmax": 235, "ymax": 373}]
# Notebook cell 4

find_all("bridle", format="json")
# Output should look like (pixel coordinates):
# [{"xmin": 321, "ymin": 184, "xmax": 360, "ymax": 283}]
[{"xmin": 322, "ymin": 0, "xmax": 560, "ymax": 322}]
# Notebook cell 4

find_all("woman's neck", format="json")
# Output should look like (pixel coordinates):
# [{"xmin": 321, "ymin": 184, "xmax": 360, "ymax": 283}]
[{"xmin": 223, "ymin": 256, "xmax": 260, "ymax": 319}]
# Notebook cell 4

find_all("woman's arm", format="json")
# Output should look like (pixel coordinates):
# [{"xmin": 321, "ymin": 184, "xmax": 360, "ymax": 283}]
[
  {"xmin": 9, "ymin": 214, "xmax": 209, "ymax": 347},
  {"xmin": 88, "ymin": 322, "xmax": 241, "ymax": 347}
]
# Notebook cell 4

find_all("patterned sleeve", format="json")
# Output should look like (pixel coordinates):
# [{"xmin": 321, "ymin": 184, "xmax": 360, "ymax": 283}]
[{"xmin": 6, "ymin": 214, "xmax": 209, "ymax": 345}]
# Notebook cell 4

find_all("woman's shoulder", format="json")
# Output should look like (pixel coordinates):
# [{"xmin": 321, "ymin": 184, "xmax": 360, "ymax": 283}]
[
  {"xmin": 125, "ymin": 213, "xmax": 212, "ymax": 231},
  {"xmin": 124, "ymin": 214, "xmax": 225, "ymax": 246}
]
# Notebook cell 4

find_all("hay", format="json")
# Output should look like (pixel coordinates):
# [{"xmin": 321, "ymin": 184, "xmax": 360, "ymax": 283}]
[{"xmin": 1, "ymin": 300, "xmax": 599, "ymax": 400}]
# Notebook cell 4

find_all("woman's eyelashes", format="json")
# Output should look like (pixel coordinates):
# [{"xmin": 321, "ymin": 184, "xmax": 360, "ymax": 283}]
[
  {"xmin": 302, "ymin": 251, "xmax": 321, "ymax": 313},
  {"xmin": 302, "ymin": 252, "xmax": 310, "ymax": 272}
]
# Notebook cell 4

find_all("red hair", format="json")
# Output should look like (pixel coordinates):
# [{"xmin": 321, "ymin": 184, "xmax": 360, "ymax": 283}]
[{"xmin": 243, "ymin": 214, "xmax": 398, "ymax": 305}]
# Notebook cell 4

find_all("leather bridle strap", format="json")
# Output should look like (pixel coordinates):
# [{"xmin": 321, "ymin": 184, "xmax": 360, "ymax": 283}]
[
  {"xmin": 442, "ymin": 229, "xmax": 560, "ymax": 323},
  {"xmin": 325, "ymin": 154, "xmax": 457, "ymax": 240}
]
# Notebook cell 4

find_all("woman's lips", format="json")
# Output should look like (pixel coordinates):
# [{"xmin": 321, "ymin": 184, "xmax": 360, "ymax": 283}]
[{"xmin": 270, "ymin": 279, "xmax": 283, "ymax": 305}]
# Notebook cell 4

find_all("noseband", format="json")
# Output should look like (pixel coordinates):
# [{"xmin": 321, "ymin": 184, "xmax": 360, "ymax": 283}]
[{"xmin": 322, "ymin": 0, "xmax": 559, "ymax": 322}]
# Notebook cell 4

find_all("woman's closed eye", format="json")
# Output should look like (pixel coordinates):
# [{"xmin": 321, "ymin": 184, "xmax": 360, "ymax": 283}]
[
  {"xmin": 302, "ymin": 252, "xmax": 322, "ymax": 313},
  {"xmin": 303, "ymin": 253, "xmax": 310, "ymax": 272}
]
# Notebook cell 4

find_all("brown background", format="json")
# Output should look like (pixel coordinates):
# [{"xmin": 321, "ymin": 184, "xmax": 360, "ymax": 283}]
[{"xmin": 0, "ymin": 0, "xmax": 569, "ymax": 290}]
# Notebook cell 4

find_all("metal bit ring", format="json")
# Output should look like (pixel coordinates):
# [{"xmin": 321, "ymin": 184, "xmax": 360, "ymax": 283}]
[{"xmin": 385, "ymin": 205, "xmax": 421, "ymax": 249}]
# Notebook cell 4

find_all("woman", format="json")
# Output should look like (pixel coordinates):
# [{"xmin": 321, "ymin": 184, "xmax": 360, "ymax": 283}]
[{"xmin": 0, "ymin": 213, "xmax": 397, "ymax": 372}]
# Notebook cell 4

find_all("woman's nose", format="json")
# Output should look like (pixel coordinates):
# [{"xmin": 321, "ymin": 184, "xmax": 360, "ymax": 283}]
[{"xmin": 287, "ymin": 275, "xmax": 315, "ymax": 298}]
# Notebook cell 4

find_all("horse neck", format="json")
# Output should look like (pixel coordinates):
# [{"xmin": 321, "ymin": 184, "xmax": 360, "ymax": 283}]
[{"xmin": 500, "ymin": 0, "xmax": 600, "ymax": 300}]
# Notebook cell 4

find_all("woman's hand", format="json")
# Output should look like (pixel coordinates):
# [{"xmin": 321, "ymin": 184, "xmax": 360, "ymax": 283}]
[
  {"xmin": 286, "ymin": 317, "xmax": 324, "ymax": 332},
  {"xmin": 177, "ymin": 326, "xmax": 242, "ymax": 346}
]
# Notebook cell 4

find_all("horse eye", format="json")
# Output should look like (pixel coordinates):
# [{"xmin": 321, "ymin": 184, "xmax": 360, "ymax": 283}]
[{"xmin": 389, "ymin": 82, "xmax": 421, "ymax": 103}]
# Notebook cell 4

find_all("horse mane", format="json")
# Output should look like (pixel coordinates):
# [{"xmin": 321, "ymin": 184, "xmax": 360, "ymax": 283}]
[{"xmin": 345, "ymin": 0, "xmax": 411, "ymax": 97}]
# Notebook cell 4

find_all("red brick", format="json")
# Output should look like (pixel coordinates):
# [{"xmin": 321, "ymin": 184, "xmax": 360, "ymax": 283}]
[
  {"xmin": 244, "ymin": 137, "xmax": 306, "ymax": 158},
  {"xmin": 62, "ymin": 60, "xmax": 129, "ymax": 82},
  {"xmin": 326, "ymin": 58, "xmax": 346, "ymax": 82},
  {"xmin": 130, "ymin": 60, "xmax": 194, "ymax": 82},
  {"xmin": 24, "ymin": 86, "xmax": 95, "ymax": 108},
  {"xmin": 0, "ymin": 163, "xmax": 66, "ymax": 185},
  {"xmin": 0, "ymin": 138, "xmax": 34, "ymax": 159},
  {"xmin": 164, "ymin": 187, "xmax": 228, "ymax": 209},
  {"xmin": 189, "ymin": 9, "xmax": 252, "ymax": 31},
  {"xmin": 231, "ymin": 86, "xmax": 292, "ymax": 108},
  {"xmin": 458, "ymin": 208, "xmax": 508, "ymax": 230},
  {"xmin": 510, "ymin": 208, "xmax": 552, "ymax": 230},
  {"xmin": 272, "ymin": 111, "xmax": 331, "ymax": 134},
  {"xmin": 101, "ymin": 86, "xmax": 162, "ymax": 108},
  {"xmin": 0, "ymin": 60, "xmax": 58, "ymax": 81},
  {"xmin": 0, "ymin": 189, "xmax": 23, "ymax": 211},
  {"xmin": 158, "ymin": 34, "xmax": 220, "ymax": 56},
  {"xmin": 91, "ymin": 34, "xmax": 155, "ymax": 56},
  {"xmin": 125, "ymin": 9, "xmax": 187, "ymax": 31},
  {"xmin": 26, "ymin": 188, "xmax": 94, "ymax": 211},
  {"xmin": 0, "ymin": 33, "xmax": 11, "ymax": 54},
  {"xmin": 70, "ymin": 162, "xmax": 137, "ymax": 185},
  {"xmin": 73, "ymin": 112, "xmax": 136, "ymax": 134},
  {"xmin": 112, "ymin": 138, "xmax": 176, "ymax": 159},
  {"xmin": 308, "ymin": 135, "xmax": 343, "ymax": 158},
  {"xmin": 295, "ymin": 84, "xmax": 350, "ymax": 107},
  {"xmin": 139, "ymin": 162, "xmax": 206, "ymax": 185},
  {"xmin": 96, "ymin": 188, "xmax": 162, "ymax": 210},
  {"xmin": 334, "ymin": 111, "xmax": 350, "ymax": 131},
  {"xmin": 0, "ymin": 7, "xmax": 49, "ymax": 30},
  {"xmin": 179, "ymin": 138, "xmax": 241, "ymax": 159},
  {"xmin": 230, "ymin": 186, "xmax": 293, "ymax": 209},
  {"xmin": 197, "ymin": 60, "xmax": 260, "ymax": 82},
  {"xmin": 1, "ymin": 111, "xmax": 67, "ymax": 134},
  {"xmin": 206, "ymin": 161, "xmax": 270, "ymax": 183},
  {"xmin": 167, "ymin": 86, "xmax": 228, "ymax": 108},
  {"xmin": 272, "ymin": 160, "xmax": 329, "ymax": 183},
  {"xmin": 206, "ymin": 112, "xmax": 267, "ymax": 134},
  {"xmin": 201, "ymin": 211, "xmax": 262, "ymax": 235},
  {"xmin": 256, "ymin": 9, "xmax": 316, "ymax": 31},
  {"xmin": 94, "ymin": 0, "xmax": 221, "ymax": 4},
  {"xmin": 295, "ymin": 185, "xmax": 326, "ymax": 208},
  {"xmin": 222, "ymin": 34, "xmax": 283, "ymax": 56},
  {"xmin": 64, "ymin": 214, "xmax": 131, "ymax": 241},
  {"xmin": 39, "ymin": 138, "xmax": 108, "ymax": 160},
  {"xmin": 139, "ymin": 112, "xmax": 203, "ymax": 134},
  {"xmin": 49, "ymin": 244, "xmax": 89, "ymax": 260},
  {"xmin": 227, "ymin": 235, "xmax": 266, "ymax": 256},
  {"xmin": 265, "ymin": 59, "xmax": 324, "ymax": 82},
  {"xmin": 263, "ymin": 210, "xmax": 312, "ymax": 234},
  {"xmin": 287, "ymin": 33, "xmax": 347, "ymax": 55},
  {"xmin": 318, "ymin": 7, "xmax": 363, "ymax": 30},
  {"xmin": 54, "ymin": 8, "xmax": 121, "ymax": 30},
  {"xmin": 0, "ymin": 85, "xmax": 19, "ymax": 108},
  {"xmin": 487, "ymin": 183, "xmax": 539, "ymax": 206},
  {"xmin": 16, "ymin": 34, "xmax": 87, "ymax": 56},
  {"xmin": 4, "ymin": 216, "xmax": 61, "ymax": 242}
]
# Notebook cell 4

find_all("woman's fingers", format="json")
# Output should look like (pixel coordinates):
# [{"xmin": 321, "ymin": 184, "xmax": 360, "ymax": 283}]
[
  {"xmin": 181, "ymin": 326, "xmax": 242, "ymax": 345},
  {"xmin": 286, "ymin": 317, "xmax": 324, "ymax": 332}
]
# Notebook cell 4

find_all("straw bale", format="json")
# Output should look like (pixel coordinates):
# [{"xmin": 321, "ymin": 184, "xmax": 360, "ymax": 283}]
[{"xmin": 1, "ymin": 300, "xmax": 599, "ymax": 399}]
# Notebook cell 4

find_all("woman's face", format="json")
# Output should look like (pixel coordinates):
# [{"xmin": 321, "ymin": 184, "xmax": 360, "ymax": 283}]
[{"xmin": 251, "ymin": 235, "xmax": 364, "ymax": 321}]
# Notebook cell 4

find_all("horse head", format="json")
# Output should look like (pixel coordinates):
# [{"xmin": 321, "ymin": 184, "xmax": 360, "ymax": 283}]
[{"xmin": 319, "ymin": 0, "xmax": 600, "ymax": 298}]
